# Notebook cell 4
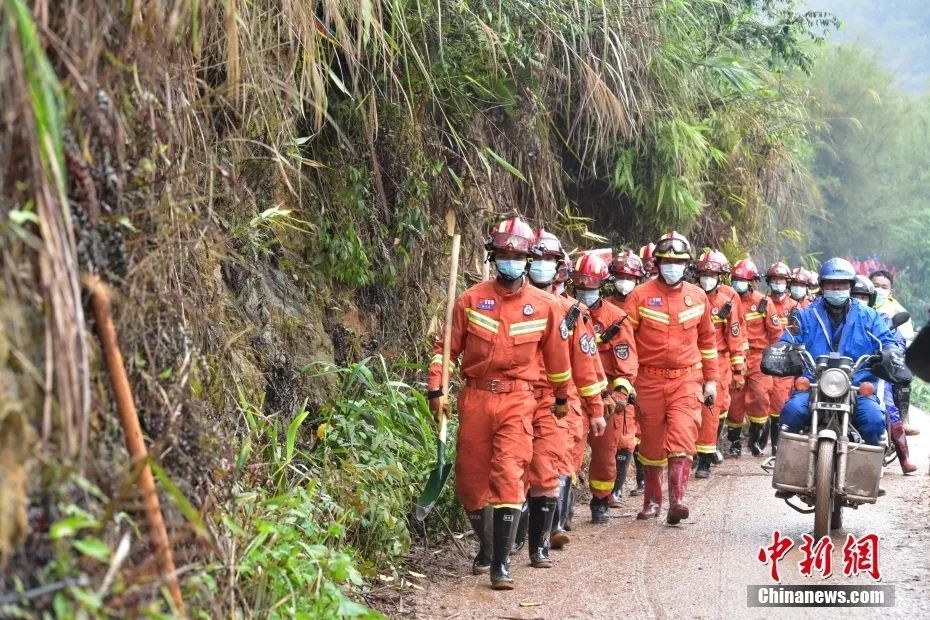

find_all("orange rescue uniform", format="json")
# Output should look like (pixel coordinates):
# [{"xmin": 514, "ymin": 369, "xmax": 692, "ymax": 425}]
[
  {"xmin": 727, "ymin": 289, "xmax": 782, "ymax": 428},
  {"xmin": 428, "ymin": 279, "xmax": 572, "ymax": 511},
  {"xmin": 624, "ymin": 279, "xmax": 719, "ymax": 465},
  {"xmin": 696, "ymin": 284, "xmax": 746, "ymax": 455},
  {"xmin": 606, "ymin": 294, "xmax": 640, "ymax": 453},
  {"xmin": 587, "ymin": 300, "xmax": 638, "ymax": 499}
]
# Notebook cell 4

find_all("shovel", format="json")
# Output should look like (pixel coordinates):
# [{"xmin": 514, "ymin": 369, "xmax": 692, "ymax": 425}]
[{"xmin": 415, "ymin": 226, "xmax": 461, "ymax": 522}]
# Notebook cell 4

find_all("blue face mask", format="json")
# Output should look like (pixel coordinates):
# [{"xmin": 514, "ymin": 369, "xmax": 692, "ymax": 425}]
[
  {"xmin": 496, "ymin": 259, "xmax": 527, "ymax": 281},
  {"xmin": 823, "ymin": 289, "xmax": 850, "ymax": 307},
  {"xmin": 528, "ymin": 260, "xmax": 558, "ymax": 285},
  {"xmin": 659, "ymin": 263, "xmax": 686, "ymax": 285},
  {"xmin": 733, "ymin": 280, "xmax": 750, "ymax": 294},
  {"xmin": 576, "ymin": 289, "xmax": 600, "ymax": 307},
  {"xmin": 790, "ymin": 285, "xmax": 807, "ymax": 300}
]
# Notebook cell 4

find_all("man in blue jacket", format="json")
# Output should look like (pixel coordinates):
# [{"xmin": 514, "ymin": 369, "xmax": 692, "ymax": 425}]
[{"xmin": 779, "ymin": 259, "xmax": 901, "ymax": 446}]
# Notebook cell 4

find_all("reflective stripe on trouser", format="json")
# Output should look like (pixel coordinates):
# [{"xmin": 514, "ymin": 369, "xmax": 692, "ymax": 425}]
[
  {"xmin": 769, "ymin": 376, "xmax": 793, "ymax": 418},
  {"xmin": 527, "ymin": 390, "xmax": 566, "ymax": 491},
  {"xmin": 698, "ymin": 359, "xmax": 731, "ymax": 453},
  {"xmin": 616, "ymin": 404, "xmax": 637, "ymax": 453},
  {"xmin": 588, "ymin": 413, "xmax": 620, "ymax": 499},
  {"xmin": 634, "ymin": 373, "xmax": 703, "ymax": 465},
  {"xmin": 455, "ymin": 386, "xmax": 535, "ymax": 512},
  {"xmin": 727, "ymin": 349, "xmax": 772, "ymax": 428}
]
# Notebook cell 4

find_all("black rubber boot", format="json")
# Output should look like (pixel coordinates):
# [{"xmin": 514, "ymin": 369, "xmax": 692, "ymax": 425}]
[
  {"xmin": 528, "ymin": 497, "xmax": 557, "ymax": 568},
  {"xmin": 510, "ymin": 502, "xmax": 528, "ymax": 554},
  {"xmin": 749, "ymin": 422, "xmax": 765, "ymax": 456},
  {"xmin": 491, "ymin": 507, "xmax": 522, "ymax": 590},
  {"xmin": 695, "ymin": 453, "xmax": 712, "ymax": 479},
  {"xmin": 590, "ymin": 495, "xmax": 610, "ymax": 524},
  {"xmin": 631, "ymin": 454, "xmax": 645, "ymax": 496},
  {"xmin": 564, "ymin": 485, "xmax": 576, "ymax": 531},
  {"xmin": 466, "ymin": 506, "xmax": 493, "ymax": 575},
  {"xmin": 727, "ymin": 426, "xmax": 742, "ymax": 457},
  {"xmin": 770, "ymin": 419, "xmax": 781, "ymax": 456},
  {"xmin": 551, "ymin": 476, "xmax": 571, "ymax": 549},
  {"xmin": 610, "ymin": 450, "xmax": 632, "ymax": 507}
]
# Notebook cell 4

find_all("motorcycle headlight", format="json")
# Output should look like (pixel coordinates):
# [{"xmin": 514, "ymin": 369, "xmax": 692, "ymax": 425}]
[{"xmin": 819, "ymin": 368, "xmax": 850, "ymax": 398}]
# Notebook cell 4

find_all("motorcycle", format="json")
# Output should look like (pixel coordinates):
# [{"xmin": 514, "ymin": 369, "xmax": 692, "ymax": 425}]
[{"xmin": 760, "ymin": 312, "xmax": 911, "ymax": 539}]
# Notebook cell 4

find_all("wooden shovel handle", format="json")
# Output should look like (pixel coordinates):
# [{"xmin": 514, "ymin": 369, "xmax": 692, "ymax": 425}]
[{"xmin": 439, "ymin": 233, "xmax": 461, "ymax": 444}]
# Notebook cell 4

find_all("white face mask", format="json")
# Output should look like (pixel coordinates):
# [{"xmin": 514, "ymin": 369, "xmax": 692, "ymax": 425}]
[
  {"xmin": 528, "ymin": 260, "xmax": 558, "ymax": 285},
  {"xmin": 576, "ymin": 289, "xmax": 600, "ymax": 307},
  {"xmin": 699, "ymin": 276, "xmax": 718, "ymax": 292},
  {"xmin": 659, "ymin": 263, "xmax": 686, "ymax": 285},
  {"xmin": 770, "ymin": 282, "xmax": 787, "ymax": 294},
  {"xmin": 874, "ymin": 288, "xmax": 890, "ymax": 305},
  {"xmin": 790, "ymin": 285, "xmax": 807, "ymax": 300},
  {"xmin": 614, "ymin": 279, "xmax": 636, "ymax": 295},
  {"xmin": 732, "ymin": 280, "xmax": 750, "ymax": 294}
]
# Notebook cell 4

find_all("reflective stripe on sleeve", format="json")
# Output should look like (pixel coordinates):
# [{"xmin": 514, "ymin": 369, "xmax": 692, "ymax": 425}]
[
  {"xmin": 547, "ymin": 368, "xmax": 572, "ymax": 383},
  {"xmin": 700, "ymin": 349, "xmax": 718, "ymax": 360}
]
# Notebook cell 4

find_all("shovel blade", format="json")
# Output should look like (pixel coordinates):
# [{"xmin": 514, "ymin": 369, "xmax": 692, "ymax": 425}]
[{"xmin": 415, "ymin": 440, "xmax": 452, "ymax": 522}]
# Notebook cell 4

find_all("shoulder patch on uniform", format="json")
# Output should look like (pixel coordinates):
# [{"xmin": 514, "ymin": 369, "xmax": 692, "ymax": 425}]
[
  {"xmin": 579, "ymin": 333, "xmax": 597, "ymax": 355},
  {"xmin": 648, "ymin": 297, "xmax": 663, "ymax": 307},
  {"xmin": 560, "ymin": 320, "xmax": 569, "ymax": 340},
  {"xmin": 523, "ymin": 304, "xmax": 534, "ymax": 316},
  {"xmin": 614, "ymin": 344, "xmax": 630, "ymax": 360},
  {"xmin": 731, "ymin": 323, "xmax": 741, "ymax": 337},
  {"xmin": 477, "ymin": 299, "xmax": 495, "ymax": 311}
]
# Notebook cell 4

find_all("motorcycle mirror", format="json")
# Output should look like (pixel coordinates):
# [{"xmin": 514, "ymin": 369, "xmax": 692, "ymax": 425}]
[
  {"xmin": 786, "ymin": 315, "xmax": 802, "ymax": 337},
  {"xmin": 891, "ymin": 311, "xmax": 910, "ymax": 329}
]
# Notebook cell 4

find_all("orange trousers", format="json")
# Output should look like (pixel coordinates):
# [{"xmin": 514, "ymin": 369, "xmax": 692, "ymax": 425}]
[
  {"xmin": 727, "ymin": 350, "xmax": 772, "ymax": 427},
  {"xmin": 527, "ymin": 390, "xmax": 566, "ymax": 492},
  {"xmin": 616, "ymin": 404, "xmax": 637, "ymax": 453},
  {"xmin": 634, "ymin": 372, "xmax": 703, "ymax": 465},
  {"xmin": 561, "ymin": 402, "xmax": 585, "ymax": 476},
  {"xmin": 587, "ymin": 412, "xmax": 619, "ymax": 499},
  {"xmin": 769, "ymin": 376, "xmax": 793, "ymax": 420},
  {"xmin": 697, "ymin": 359, "xmax": 731, "ymax": 454},
  {"xmin": 455, "ymin": 385, "xmax": 534, "ymax": 511}
]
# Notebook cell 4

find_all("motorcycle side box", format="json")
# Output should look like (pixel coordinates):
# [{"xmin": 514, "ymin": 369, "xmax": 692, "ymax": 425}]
[
  {"xmin": 841, "ymin": 442, "xmax": 884, "ymax": 503},
  {"xmin": 772, "ymin": 431, "xmax": 815, "ymax": 493}
]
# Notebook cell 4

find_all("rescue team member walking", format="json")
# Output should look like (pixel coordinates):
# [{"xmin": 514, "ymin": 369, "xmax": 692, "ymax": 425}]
[
  {"xmin": 726, "ymin": 258, "xmax": 782, "ymax": 457},
  {"xmin": 606, "ymin": 251, "xmax": 646, "ymax": 505},
  {"xmin": 574, "ymin": 254, "xmax": 638, "ymax": 523},
  {"xmin": 764, "ymin": 261, "xmax": 795, "ymax": 454},
  {"xmin": 524, "ymin": 230, "xmax": 607, "ymax": 562},
  {"xmin": 789, "ymin": 267, "xmax": 813, "ymax": 309},
  {"xmin": 693, "ymin": 251, "xmax": 746, "ymax": 478},
  {"xmin": 623, "ymin": 232, "xmax": 718, "ymax": 524},
  {"xmin": 427, "ymin": 217, "xmax": 574, "ymax": 590}
]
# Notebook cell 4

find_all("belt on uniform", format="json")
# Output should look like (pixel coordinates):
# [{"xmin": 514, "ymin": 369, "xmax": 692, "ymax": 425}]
[
  {"xmin": 465, "ymin": 378, "xmax": 534, "ymax": 394},
  {"xmin": 640, "ymin": 363, "xmax": 702, "ymax": 379}
]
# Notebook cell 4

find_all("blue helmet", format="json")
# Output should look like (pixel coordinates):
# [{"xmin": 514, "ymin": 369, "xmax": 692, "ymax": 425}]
[{"xmin": 819, "ymin": 258, "xmax": 856, "ymax": 284}]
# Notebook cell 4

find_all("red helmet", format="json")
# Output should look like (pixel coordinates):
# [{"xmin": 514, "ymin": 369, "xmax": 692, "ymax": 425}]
[
  {"xmin": 609, "ymin": 250, "xmax": 645, "ymax": 279},
  {"xmin": 555, "ymin": 252, "xmax": 573, "ymax": 284},
  {"xmin": 638, "ymin": 242, "xmax": 657, "ymax": 275},
  {"xmin": 573, "ymin": 253, "xmax": 609, "ymax": 289},
  {"xmin": 485, "ymin": 217, "xmax": 535, "ymax": 256},
  {"xmin": 696, "ymin": 250, "xmax": 731, "ymax": 275},
  {"xmin": 790, "ymin": 267, "xmax": 813, "ymax": 286},
  {"xmin": 654, "ymin": 231, "xmax": 693, "ymax": 260},
  {"xmin": 765, "ymin": 261, "xmax": 791, "ymax": 280},
  {"xmin": 732, "ymin": 258, "xmax": 760, "ymax": 280},
  {"xmin": 530, "ymin": 228, "xmax": 564, "ymax": 260}
]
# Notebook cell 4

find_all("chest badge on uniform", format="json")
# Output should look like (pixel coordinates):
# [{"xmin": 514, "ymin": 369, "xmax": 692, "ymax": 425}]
[
  {"xmin": 712, "ymin": 306, "xmax": 719, "ymax": 315},
  {"xmin": 477, "ymin": 299, "xmax": 495, "ymax": 311},
  {"xmin": 772, "ymin": 315, "xmax": 781, "ymax": 327},
  {"xmin": 523, "ymin": 304, "xmax": 534, "ymax": 316},
  {"xmin": 593, "ymin": 323, "xmax": 603, "ymax": 333},
  {"xmin": 751, "ymin": 304, "xmax": 758, "ymax": 311},
  {"xmin": 684, "ymin": 295, "xmax": 694, "ymax": 307},
  {"xmin": 614, "ymin": 344, "xmax": 630, "ymax": 360},
  {"xmin": 648, "ymin": 297, "xmax": 663, "ymax": 307}
]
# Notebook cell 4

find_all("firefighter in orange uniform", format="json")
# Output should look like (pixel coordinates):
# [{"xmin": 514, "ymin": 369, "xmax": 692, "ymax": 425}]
[
  {"xmin": 624, "ymin": 232, "xmax": 718, "ymax": 524},
  {"xmin": 522, "ymin": 230, "xmax": 606, "ymax": 562},
  {"xmin": 606, "ymin": 250, "xmax": 645, "ymax": 505},
  {"xmin": 639, "ymin": 242, "xmax": 658, "ymax": 280},
  {"xmin": 789, "ymin": 267, "xmax": 813, "ymax": 309},
  {"xmin": 726, "ymin": 258, "xmax": 782, "ymax": 457},
  {"xmin": 573, "ymin": 254, "xmax": 637, "ymax": 524},
  {"xmin": 427, "ymin": 217, "xmax": 573, "ymax": 590},
  {"xmin": 693, "ymin": 251, "xmax": 746, "ymax": 478},
  {"xmin": 764, "ymin": 262, "xmax": 795, "ymax": 455}
]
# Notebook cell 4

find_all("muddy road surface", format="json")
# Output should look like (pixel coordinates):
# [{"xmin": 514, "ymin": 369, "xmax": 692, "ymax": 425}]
[{"xmin": 406, "ymin": 410, "xmax": 930, "ymax": 619}]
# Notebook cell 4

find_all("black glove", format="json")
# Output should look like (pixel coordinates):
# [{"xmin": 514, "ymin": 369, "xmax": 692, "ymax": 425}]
[{"xmin": 873, "ymin": 347, "xmax": 912, "ymax": 383}]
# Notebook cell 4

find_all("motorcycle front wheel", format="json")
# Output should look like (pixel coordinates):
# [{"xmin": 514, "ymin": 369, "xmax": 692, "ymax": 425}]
[{"xmin": 814, "ymin": 439, "xmax": 835, "ymax": 540}]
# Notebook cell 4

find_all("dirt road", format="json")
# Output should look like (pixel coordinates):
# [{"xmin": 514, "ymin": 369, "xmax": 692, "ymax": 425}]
[{"xmin": 407, "ymin": 410, "xmax": 930, "ymax": 619}]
